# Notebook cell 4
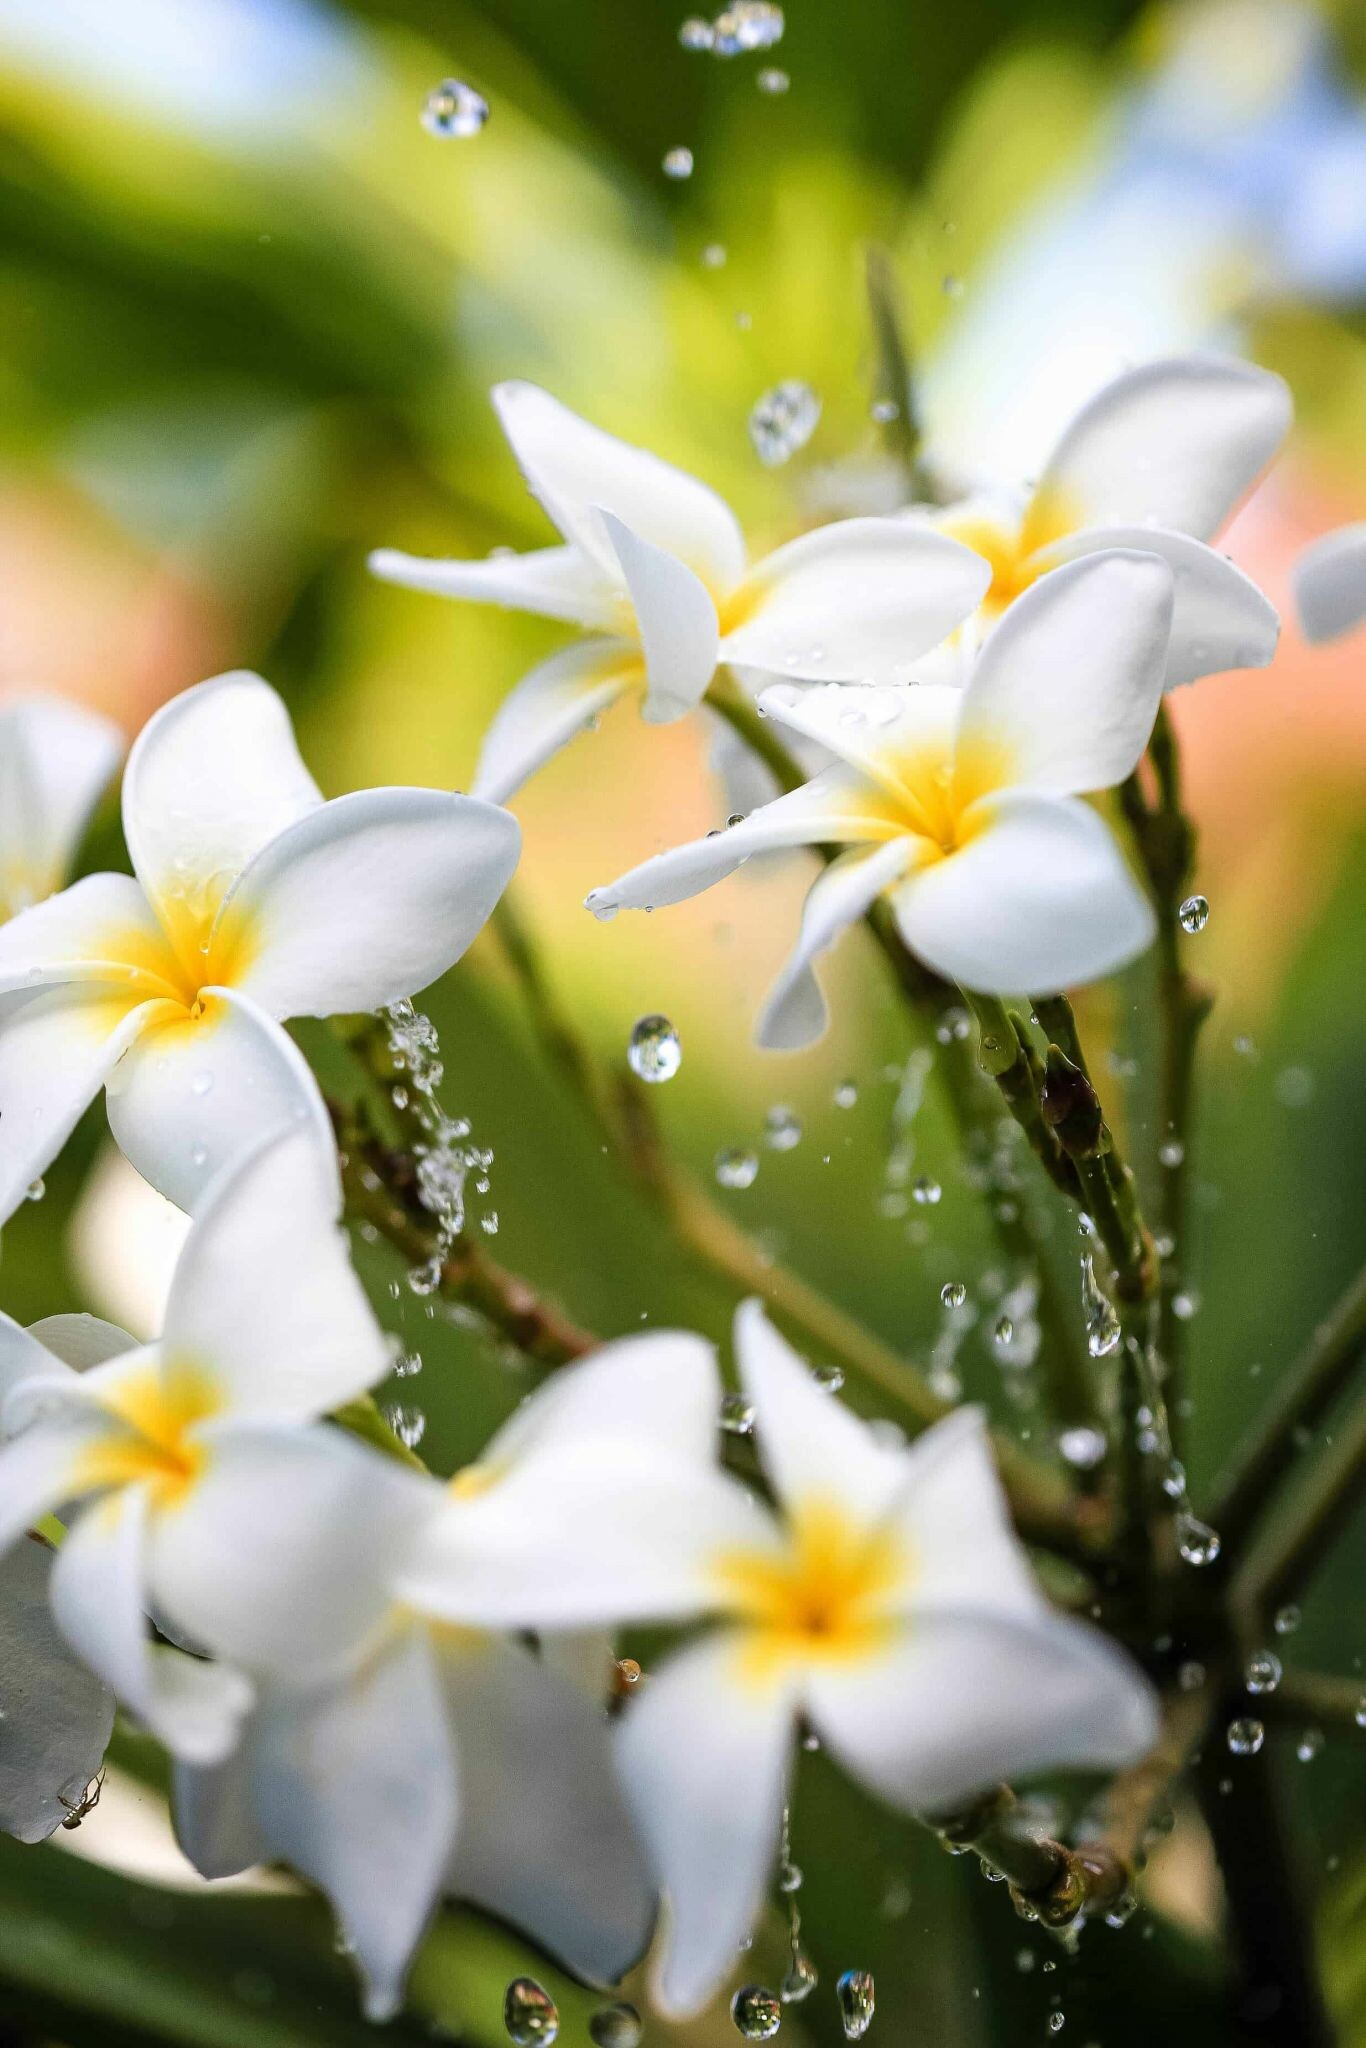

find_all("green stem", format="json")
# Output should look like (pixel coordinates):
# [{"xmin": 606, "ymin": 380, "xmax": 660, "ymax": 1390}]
[
  {"xmin": 1232, "ymin": 1373, "xmax": 1366, "ymax": 1618},
  {"xmin": 962, "ymin": 991, "xmax": 1077, "ymax": 1199},
  {"xmin": 924, "ymin": 1783, "xmax": 1129, "ymax": 1930},
  {"xmin": 864, "ymin": 242, "xmax": 927, "ymax": 496},
  {"xmin": 1263, "ymin": 1669, "xmax": 1366, "ymax": 1732},
  {"xmin": 332, "ymin": 1395, "xmax": 428, "ymax": 1472},
  {"xmin": 1212, "ymin": 1260, "xmax": 1366, "ymax": 1553}
]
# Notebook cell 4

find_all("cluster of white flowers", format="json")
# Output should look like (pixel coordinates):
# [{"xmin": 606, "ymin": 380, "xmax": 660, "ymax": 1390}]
[{"xmin": 1, "ymin": 345, "xmax": 1350, "ymax": 2026}]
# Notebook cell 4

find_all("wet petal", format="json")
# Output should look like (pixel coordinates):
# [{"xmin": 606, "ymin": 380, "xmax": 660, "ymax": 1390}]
[{"xmin": 474, "ymin": 641, "xmax": 642, "ymax": 805}]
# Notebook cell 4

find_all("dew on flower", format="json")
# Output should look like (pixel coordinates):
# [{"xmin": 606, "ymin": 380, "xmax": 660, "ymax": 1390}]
[
  {"xmin": 730, "ymin": 1985, "xmax": 782, "ymax": 2039},
  {"xmin": 1176, "ymin": 1513, "xmax": 1220, "ymax": 1567},
  {"xmin": 812, "ymin": 1362, "xmax": 844, "ymax": 1394},
  {"xmin": 1058, "ymin": 1426, "xmax": 1107, "ymax": 1471},
  {"xmin": 757, "ymin": 67, "xmax": 789, "ymax": 92},
  {"xmin": 421, "ymin": 79, "xmax": 490, "ymax": 139},
  {"xmin": 720, "ymin": 1392, "xmax": 756, "ymax": 1435},
  {"xmin": 765, "ymin": 1104, "xmax": 802, "ymax": 1150},
  {"xmin": 663, "ymin": 146, "xmax": 695, "ymax": 179},
  {"xmin": 749, "ymin": 381, "xmax": 822, "ymax": 467},
  {"xmin": 1245, "ymin": 1650, "xmax": 1282, "ymax": 1695},
  {"xmin": 1226, "ymin": 1717, "xmax": 1264, "ymax": 1756},
  {"xmin": 627, "ymin": 1014, "xmax": 681, "ymax": 1083},
  {"xmin": 589, "ymin": 2005, "xmax": 642, "ymax": 2048},
  {"xmin": 716, "ymin": 1147, "xmax": 759, "ymax": 1189},
  {"xmin": 780, "ymin": 1952, "xmax": 818, "ymax": 2003},
  {"xmin": 504, "ymin": 1978, "xmax": 558, "ymax": 2046},
  {"xmin": 836, "ymin": 1969, "xmax": 875, "ymax": 2040},
  {"xmin": 25, "ymin": 1177, "xmax": 44, "ymax": 1202},
  {"xmin": 1178, "ymin": 893, "xmax": 1209, "ymax": 934}
]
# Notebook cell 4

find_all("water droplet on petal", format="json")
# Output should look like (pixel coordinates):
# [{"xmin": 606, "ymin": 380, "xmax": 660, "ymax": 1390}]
[
  {"xmin": 628, "ymin": 1015, "xmax": 681, "ymax": 1083},
  {"xmin": 1178, "ymin": 894, "xmax": 1209, "ymax": 934},
  {"xmin": 812, "ymin": 1362, "xmax": 844, "ymax": 1394},
  {"xmin": 504, "ymin": 1979, "xmax": 558, "ymax": 2047},
  {"xmin": 422, "ymin": 79, "xmax": 489, "ymax": 138},
  {"xmin": 720, "ymin": 1392, "xmax": 756, "ymax": 1436},
  {"xmin": 731, "ymin": 1986, "xmax": 782, "ymax": 2039},
  {"xmin": 836, "ymin": 1970, "xmax": 875, "ymax": 2040}
]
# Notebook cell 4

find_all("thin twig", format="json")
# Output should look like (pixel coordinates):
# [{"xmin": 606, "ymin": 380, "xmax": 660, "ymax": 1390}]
[{"xmin": 1231, "ymin": 1375, "xmax": 1366, "ymax": 1618}]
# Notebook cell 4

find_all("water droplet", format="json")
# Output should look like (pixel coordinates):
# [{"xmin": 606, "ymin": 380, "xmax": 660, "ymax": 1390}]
[
  {"xmin": 384, "ymin": 1403, "xmax": 427, "ymax": 1450},
  {"xmin": 589, "ymin": 2005, "xmax": 641, "ymax": 2048},
  {"xmin": 812, "ymin": 1362, "xmax": 844, "ymax": 1394},
  {"xmin": 1226, "ymin": 1717, "xmax": 1264, "ymax": 1756},
  {"xmin": 628, "ymin": 1014, "xmax": 681, "ymax": 1082},
  {"xmin": 408, "ymin": 1255, "xmax": 443, "ymax": 1297},
  {"xmin": 1178, "ymin": 1659, "xmax": 1206, "ymax": 1692},
  {"xmin": 1080, "ymin": 1254, "xmax": 1120, "ymax": 1357},
  {"xmin": 940, "ymin": 1281, "xmax": 967, "ymax": 1310},
  {"xmin": 731, "ymin": 1986, "xmax": 782, "ymax": 2040},
  {"xmin": 703, "ymin": 241, "xmax": 727, "ymax": 267},
  {"xmin": 871, "ymin": 398, "xmax": 900, "ymax": 424},
  {"xmin": 1058, "ymin": 1426, "xmax": 1107, "ymax": 1471},
  {"xmin": 993, "ymin": 1315, "xmax": 1015, "ymax": 1348},
  {"xmin": 712, "ymin": 1, "xmax": 785, "ymax": 54},
  {"xmin": 716, "ymin": 1147, "xmax": 760, "ymax": 1189},
  {"xmin": 757, "ymin": 66, "xmax": 789, "ymax": 91},
  {"xmin": 190, "ymin": 1143, "xmax": 208, "ymax": 1169},
  {"xmin": 1356, "ymin": 1697, "xmax": 1366, "ymax": 1729},
  {"xmin": 749, "ymin": 381, "xmax": 821, "ymax": 467},
  {"xmin": 1157, "ymin": 1138, "xmax": 1185, "ymax": 1168},
  {"xmin": 1104, "ymin": 1890, "xmax": 1138, "ymax": 1928},
  {"xmin": 25, "ymin": 1177, "xmax": 44, "ymax": 1202},
  {"xmin": 1046, "ymin": 2017, "xmax": 1065, "ymax": 2037},
  {"xmin": 911, "ymin": 1176, "xmax": 941, "ymax": 1205},
  {"xmin": 1275, "ymin": 1064, "xmax": 1315, "ymax": 1108},
  {"xmin": 679, "ymin": 14, "xmax": 714, "ymax": 48},
  {"xmin": 1273, "ymin": 1604, "xmax": 1301, "ymax": 1636},
  {"xmin": 1176, "ymin": 1513, "xmax": 1221, "ymax": 1567},
  {"xmin": 1178, "ymin": 894, "xmax": 1209, "ymax": 934},
  {"xmin": 663, "ymin": 146, "xmax": 695, "ymax": 179},
  {"xmin": 1245, "ymin": 1650, "xmax": 1282, "ymax": 1695},
  {"xmin": 1172, "ymin": 1289, "xmax": 1198, "ymax": 1321},
  {"xmin": 422, "ymin": 79, "xmax": 489, "ymax": 139},
  {"xmin": 765, "ymin": 1105, "xmax": 802, "ymax": 1150},
  {"xmin": 776, "ymin": 1859, "xmax": 802, "ymax": 1893},
  {"xmin": 504, "ymin": 1979, "xmax": 558, "ymax": 2047},
  {"xmin": 779, "ymin": 1952, "xmax": 818, "ymax": 2003},
  {"xmin": 1296, "ymin": 1728, "xmax": 1324, "ymax": 1763},
  {"xmin": 720, "ymin": 1392, "xmax": 756, "ymax": 1436},
  {"xmin": 836, "ymin": 1970, "xmax": 875, "ymax": 2040}
]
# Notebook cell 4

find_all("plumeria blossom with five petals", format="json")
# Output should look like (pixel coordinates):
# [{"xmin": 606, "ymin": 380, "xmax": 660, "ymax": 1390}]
[
  {"xmin": 0, "ymin": 671, "xmax": 520, "ymax": 1222},
  {"xmin": 174, "ymin": 1326, "xmax": 730, "ymax": 2019},
  {"xmin": 587, "ymin": 552, "xmax": 1175, "ymax": 1042},
  {"xmin": 924, "ymin": 353, "xmax": 1289, "ymax": 687},
  {"xmin": 0, "ymin": 694, "xmax": 123, "ymax": 921},
  {"xmin": 0, "ymin": 1127, "xmax": 425, "ymax": 1763},
  {"xmin": 1293, "ymin": 522, "xmax": 1366, "ymax": 644},
  {"xmin": 369, "ymin": 382, "xmax": 992, "ymax": 803}
]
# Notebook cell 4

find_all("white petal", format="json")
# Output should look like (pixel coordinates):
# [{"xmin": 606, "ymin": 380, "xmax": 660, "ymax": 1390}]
[
  {"xmin": 221, "ymin": 789, "xmax": 520, "ymax": 1018},
  {"xmin": 601, "ymin": 510, "xmax": 720, "ymax": 720},
  {"xmin": 538, "ymin": 1628, "xmax": 616, "ymax": 1699},
  {"xmin": 0, "ymin": 984, "xmax": 158, "ymax": 1227},
  {"xmin": 483, "ymin": 1329, "xmax": 722, "ymax": 1471},
  {"xmin": 1034, "ymin": 526, "xmax": 1279, "ymax": 687},
  {"xmin": 955, "ymin": 554, "xmax": 1172, "ymax": 798},
  {"xmin": 720, "ymin": 521, "xmax": 991, "ymax": 683},
  {"xmin": 1030, "ymin": 354, "xmax": 1292, "ymax": 543},
  {"xmin": 734, "ymin": 1301, "xmax": 913, "ymax": 1531},
  {"xmin": 892, "ymin": 792, "xmax": 1155, "ymax": 995},
  {"xmin": 160, "ymin": 1125, "xmax": 385, "ymax": 1422},
  {"xmin": 585, "ymin": 767, "xmax": 897, "ymax": 920},
  {"xmin": 172, "ymin": 1740, "xmax": 269, "ymax": 1879},
  {"xmin": 615, "ymin": 1632, "xmax": 795, "ymax": 2019},
  {"xmin": 756, "ymin": 839, "xmax": 919, "ymax": 1051},
  {"xmin": 52, "ymin": 1490, "xmax": 253, "ymax": 1764},
  {"xmin": 491, "ymin": 382, "xmax": 747, "ymax": 591},
  {"xmin": 149, "ymin": 1424, "xmax": 434, "ymax": 1685},
  {"xmin": 439, "ymin": 1634, "xmax": 653, "ymax": 1984},
  {"xmin": 122, "ymin": 673, "xmax": 322, "ymax": 941},
  {"xmin": 474, "ymin": 641, "xmax": 641, "ymax": 805},
  {"xmin": 0, "ymin": 1419, "xmax": 104, "ymax": 1553},
  {"xmin": 0, "ymin": 874, "xmax": 179, "ymax": 996},
  {"xmin": 104, "ymin": 987, "xmax": 334, "ymax": 1216},
  {"xmin": 400, "ymin": 1452, "xmax": 765, "ymax": 1632},
  {"xmin": 0, "ymin": 1534, "xmax": 115, "ymax": 1843},
  {"xmin": 0, "ymin": 695, "xmax": 122, "ymax": 913},
  {"xmin": 26, "ymin": 1315, "xmax": 137, "ymax": 1371},
  {"xmin": 759, "ymin": 679, "xmax": 961, "ymax": 804},
  {"xmin": 808, "ymin": 1610, "xmax": 1158, "ymax": 1813},
  {"xmin": 367, "ymin": 543, "xmax": 620, "ymax": 630},
  {"xmin": 0, "ymin": 1313, "xmax": 74, "ymax": 1406},
  {"xmin": 882, "ymin": 1408, "xmax": 1045, "ymax": 1621},
  {"xmin": 1293, "ymin": 522, "xmax": 1366, "ymax": 645}
]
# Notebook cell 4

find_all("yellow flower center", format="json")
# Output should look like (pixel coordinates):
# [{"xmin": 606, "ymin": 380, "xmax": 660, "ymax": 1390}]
[
  {"xmin": 715, "ymin": 1498, "xmax": 907, "ymax": 1686},
  {"xmin": 941, "ymin": 487, "xmax": 1077, "ymax": 618},
  {"xmin": 73, "ymin": 1357, "xmax": 221, "ymax": 1508}
]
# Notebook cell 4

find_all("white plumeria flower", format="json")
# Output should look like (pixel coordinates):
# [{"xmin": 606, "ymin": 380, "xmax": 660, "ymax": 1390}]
[
  {"xmin": 924, "ymin": 354, "xmax": 1289, "ymax": 688},
  {"xmin": 0, "ymin": 670, "xmax": 520, "ymax": 1222},
  {"xmin": 369, "ymin": 382, "xmax": 992, "ymax": 803},
  {"xmin": 0, "ymin": 693, "xmax": 122, "ymax": 920},
  {"xmin": 0, "ymin": 1127, "xmax": 426, "ymax": 1764},
  {"xmin": 1293, "ymin": 521, "xmax": 1366, "ymax": 644},
  {"xmin": 611, "ymin": 1304, "xmax": 1155, "ymax": 2018},
  {"xmin": 586, "ymin": 552, "xmax": 1176, "ymax": 1043},
  {"xmin": 173, "ymin": 1326, "xmax": 726, "ymax": 2019},
  {"xmin": 0, "ymin": 1533, "xmax": 114, "ymax": 1842}
]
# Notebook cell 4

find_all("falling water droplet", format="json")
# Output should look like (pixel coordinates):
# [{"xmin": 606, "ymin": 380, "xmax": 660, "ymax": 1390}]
[
  {"xmin": 1226, "ymin": 1718, "xmax": 1264, "ymax": 1756},
  {"xmin": 911, "ymin": 1176, "xmax": 941, "ymax": 1205},
  {"xmin": 716, "ymin": 1147, "xmax": 760, "ymax": 1189},
  {"xmin": 628, "ymin": 1015, "xmax": 681, "ymax": 1082},
  {"xmin": 940, "ymin": 1281, "xmax": 967, "ymax": 1309},
  {"xmin": 1058, "ymin": 1426, "xmax": 1107, "ymax": 1471},
  {"xmin": 1080, "ymin": 1254, "xmax": 1120, "ymax": 1357},
  {"xmin": 720, "ymin": 1392, "xmax": 756, "ymax": 1435},
  {"xmin": 731, "ymin": 1986, "xmax": 782, "ymax": 2039},
  {"xmin": 679, "ymin": 14, "xmax": 715, "ymax": 48},
  {"xmin": 749, "ymin": 382, "xmax": 822, "ymax": 467},
  {"xmin": 765, "ymin": 1105, "xmax": 802, "ymax": 1150},
  {"xmin": 1356, "ymin": 1697, "xmax": 1366, "ymax": 1729},
  {"xmin": 1273, "ymin": 1604, "xmax": 1301, "ymax": 1636},
  {"xmin": 712, "ymin": 1, "xmax": 785, "ymax": 54},
  {"xmin": 1176, "ymin": 1513, "xmax": 1221, "ymax": 1567},
  {"xmin": 1245, "ymin": 1650, "xmax": 1282, "ymax": 1695},
  {"xmin": 757, "ymin": 65, "xmax": 789, "ymax": 91},
  {"xmin": 663, "ymin": 146, "xmax": 695, "ymax": 179},
  {"xmin": 504, "ymin": 1979, "xmax": 558, "ymax": 2047},
  {"xmin": 1296, "ymin": 1728, "xmax": 1324, "ymax": 1763},
  {"xmin": 422, "ymin": 79, "xmax": 490, "ymax": 138},
  {"xmin": 1046, "ymin": 2017, "xmax": 1065, "ymax": 2037},
  {"xmin": 836, "ymin": 1970, "xmax": 875, "ymax": 2040},
  {"xmin": 1178, "ymin": 894, "xmax": 1209, "ymax": 934},
  {"xmin": 780, "ymin": 1953, "xmax": 818, "ymax": 2003},
  {"xmin": 589, "ymin": 2005, "xmax": 642, "ymax": 2048}
]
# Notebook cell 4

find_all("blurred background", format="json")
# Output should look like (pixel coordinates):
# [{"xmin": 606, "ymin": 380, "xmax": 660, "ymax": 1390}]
[{"xmin": 1, "ymin": 0, "xmax": 1365, "ymax": 2041}]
